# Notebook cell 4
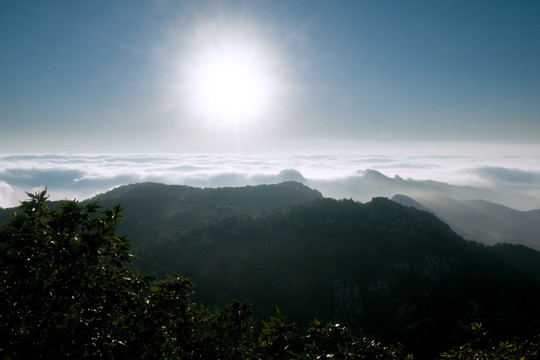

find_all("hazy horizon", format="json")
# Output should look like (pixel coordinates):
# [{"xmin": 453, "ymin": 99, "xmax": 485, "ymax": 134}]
[
  {"xmin": 2, "ymin": 149, "xmax": 540, "ymax": 211},
  {"xmin": 1, "ymin": 1, "xmax": 539, "ymax": 210}
]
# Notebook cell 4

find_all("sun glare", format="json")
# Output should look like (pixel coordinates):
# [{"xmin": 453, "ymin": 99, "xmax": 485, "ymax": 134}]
[
  {"xmin": 197, "ymin": 52, "xmax": 268, "ymax": 120},
  {"xmin": 186, "ymin": 37, "xmax": 277, "ymax": 127}
]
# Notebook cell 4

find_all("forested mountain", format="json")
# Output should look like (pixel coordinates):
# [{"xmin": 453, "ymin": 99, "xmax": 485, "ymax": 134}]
[
  {"xmin": 392, "ymin": 194, "xmax": 540, "ymax": 250},
  {"xmin": 136, "ymin": 196, "xmax": 540, "ymax": 358},
  {"xmin": 88, "ymin": 181, "xmax": 322, "ymax": 248},
  {"xmin": 0, "ymin": 207, "xmax": 10, "ymax": 224},
  {"xmin": 2, "ymin": 183, "xmax": 540, "ymax": 358},
  {"xmin": 2, "ymin": 191, "xmax": 416, "ymax": 360}
]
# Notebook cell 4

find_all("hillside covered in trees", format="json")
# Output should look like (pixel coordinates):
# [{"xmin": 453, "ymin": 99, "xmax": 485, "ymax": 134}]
[
  {"xmin": 138, "ymin": 196, "xmax": 540, "ymax": 357},
  {"xmin": 89, "ymin": 181, "xmax": 323, "ymax": 247},
  {"xmin": 1, "ymin": 184, "xmax": 540, "ymax": 359}
]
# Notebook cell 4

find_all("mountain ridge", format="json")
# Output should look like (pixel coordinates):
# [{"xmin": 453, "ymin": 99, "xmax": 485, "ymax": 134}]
[
  {"xmin": 392, "ymin": 194, "xmax": 540, "ymax": 250},
  {"xmin": 87, "ymin": 181, "xmax": 322, "ymax": 247},
  {"xmin": 2, "ymin": 181, "xmax": 540, "ymax": 358},
  {"xmin": 136, "ymin": 195, "xmax": 540, "ymax": 358},
  {"xmin": 308, "ymin": 169, "xmax": 540, "ymax": 211},
  {"xmin": 2, "ymin": 180, "xmax": 539, "ymax": 250}
]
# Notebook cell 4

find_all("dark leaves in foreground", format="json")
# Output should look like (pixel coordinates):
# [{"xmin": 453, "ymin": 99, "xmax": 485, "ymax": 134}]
[{"xmin": 0, "ymin": 191, "xmax": 538, "ymax": 359}]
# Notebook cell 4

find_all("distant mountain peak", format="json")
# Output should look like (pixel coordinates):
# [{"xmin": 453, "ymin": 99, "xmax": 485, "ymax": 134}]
[
  {"xmin": 357, "ymin": 169, "xmax": 388, "ymax": 179},
  {"xmin": 277, "ymin": 169, "xmax": 306, "ymax": 182}
]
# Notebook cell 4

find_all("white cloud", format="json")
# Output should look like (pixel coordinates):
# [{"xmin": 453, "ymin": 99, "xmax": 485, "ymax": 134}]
[
  {"xmin": 1, "ymin": 151, "xmax": 540, "ymax": 210},
  {"xmin": 474, "ymin": 166, "xmax": 540, "ymax": 185}
]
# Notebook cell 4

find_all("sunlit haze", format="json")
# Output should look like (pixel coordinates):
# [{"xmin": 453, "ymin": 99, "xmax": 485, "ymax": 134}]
[
  {"xmin": 1, "ymin": 1, "xmax": 539, "ymax": 208},
  {"xmin": 187, "ymin": 45, "xmax": 275, "ymax": 125}
]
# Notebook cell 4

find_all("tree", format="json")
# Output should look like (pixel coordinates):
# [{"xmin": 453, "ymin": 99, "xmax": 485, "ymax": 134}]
[
  {"xmin": 10, "ymin": 191, "xmax": 528, "ymax": 359},
  {"xmin": 258, "ymin": 307, "xmax": 298, "ymax": 359},
  {"xmin": 436, "ymin": 323, "xmax": 540, "ymax": 360},
  {"xmin": 0, "ymin": 190, "xmax": 197, "ymax": 359},
  {"xmin": 302, "ymin": 319, "xmax": 412, "ymax": 360}
]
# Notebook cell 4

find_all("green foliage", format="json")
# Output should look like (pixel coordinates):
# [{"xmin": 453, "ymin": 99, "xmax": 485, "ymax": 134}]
[
  {"xmin": 259, "ymin": 307, "xmax": 298, "ymax": 359},
  {"xmin": 1, "ymin": 191, "xmax": 539, "ymax": 360},
  {"xmin": 0, "ymin": 190, "xmax": 197, "ymax": 359},
  {"xmin": 436, "ymin": 323, "xmax": 540, "ymax": 360},
  {"xmin": 302, "ymin": 319, "xmax": 411, "ymax": 360},
  {"xmin": 185, "ymin": 300, "xmax": 258, "ymax": 360}
]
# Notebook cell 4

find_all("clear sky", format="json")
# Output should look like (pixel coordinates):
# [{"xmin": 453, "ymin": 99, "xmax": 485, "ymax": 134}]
[{"xmin": 1, "ymin": 0, "xmax": 540, "ymax": 154}]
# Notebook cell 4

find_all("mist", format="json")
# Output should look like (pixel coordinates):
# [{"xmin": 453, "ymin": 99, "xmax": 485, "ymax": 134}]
[{"xmin": 2, "ymin": 152, "xmax": 540, "ymax": 211}]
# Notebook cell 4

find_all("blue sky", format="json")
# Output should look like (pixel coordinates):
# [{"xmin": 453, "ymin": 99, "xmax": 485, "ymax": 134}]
[
  {"xmin": 2, "ymin": 1, "xmax": 540, "ymax": 209},
  {"xmin": 2, "ymin": 0, "xmax": 539, "ymax": 154}
]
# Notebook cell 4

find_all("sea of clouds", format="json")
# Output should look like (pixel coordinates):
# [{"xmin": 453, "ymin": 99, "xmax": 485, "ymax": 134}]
[{"xmin": 1, "ymin": 153, "xmax": 540, "ymax": 210}]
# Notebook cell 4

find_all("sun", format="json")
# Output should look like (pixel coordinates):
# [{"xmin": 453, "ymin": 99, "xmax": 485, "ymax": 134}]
[
  {"xmin": 186, "ymin": 44, "xmax": 275, "ymax": 126},
  {"xmin": 197, "ymin": 52, "xmax": 267, "ymax": 119}
]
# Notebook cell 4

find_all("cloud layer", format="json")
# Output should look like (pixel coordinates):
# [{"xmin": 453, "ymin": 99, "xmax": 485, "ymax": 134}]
[{"xmin": 1, "ymin": 153, "xmax": 540, "ymax": 210}]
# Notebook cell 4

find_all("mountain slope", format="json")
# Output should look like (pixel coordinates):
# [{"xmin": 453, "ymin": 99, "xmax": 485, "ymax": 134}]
[
  {"xmin": 4, "ymin": 183, "xmax": 540, "ymax": 358},
  {"xmin": 392, "ymin": 194, "xmax": 540, "ymax": 250},
  {"xmin": 138, "ymin": 197, "xmax": 540, "ymax": 357},
  {"xmin": 310, "ymin": 169, "xmax": 540, "ymax": 211},
  {"xmin": 89, "ymin": 181, "xmax": 323, "ymax": 248},
  {"xmin": 0, "ymin": 207, "xmax": 11, "ymax": 224}
]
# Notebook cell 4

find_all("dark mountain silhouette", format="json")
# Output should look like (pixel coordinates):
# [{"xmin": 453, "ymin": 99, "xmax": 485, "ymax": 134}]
[
  {"xmin": 0, "ymin": 207, "xmax": 10, "ymax": 224},
  {"xmin": 88, "ymin": 181, "xmax": 322, "ymax": 248},
  {"xmin": 3, "ymin": 181, "xmax": 540, "ymax": 358},
  {"xmin": 392, "ymin": 194, "xmax": 540, "ymax": 250},
  {"xmin": 528, "ymin": 208, "xmax": 540, "ymax": 220},
  {"xmin": 391, "ymin": 194, "xmax": 430, "ymax": 212},
  {"xmin": 136, "ymin": 196, "xmax": 540, "ymax": 358}
]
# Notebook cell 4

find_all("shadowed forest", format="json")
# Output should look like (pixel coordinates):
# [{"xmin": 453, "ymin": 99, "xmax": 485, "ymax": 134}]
[{"xmin": 1, "ymin": 183, "xmax": 540, "ymax": 359}]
